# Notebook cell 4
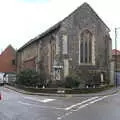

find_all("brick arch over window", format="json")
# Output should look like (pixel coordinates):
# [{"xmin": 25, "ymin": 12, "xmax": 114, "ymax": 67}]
[{"xmin": 79, "ymin": 29, "xmax": 95, "ymax": 64}]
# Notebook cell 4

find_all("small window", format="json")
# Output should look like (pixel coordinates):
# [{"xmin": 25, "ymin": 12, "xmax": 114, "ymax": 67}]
[
  {"xmin": 12, "ymin": 59, "xmax": 16, "ymax": 65},
  {"xmin": 56, "ymin": 35, "xmax": 59, "ymax": 55},
  {"xmin": 62, "ymin": 34, "xmax": 68, "ymax": 54}
]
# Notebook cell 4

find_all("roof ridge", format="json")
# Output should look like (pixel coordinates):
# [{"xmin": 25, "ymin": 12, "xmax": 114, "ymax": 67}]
[{"xmin": 18, "ymin": 2, "xmax": 110, "ymax": 51}]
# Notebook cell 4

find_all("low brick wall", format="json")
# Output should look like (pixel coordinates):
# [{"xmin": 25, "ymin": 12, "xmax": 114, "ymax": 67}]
[{"xmin": 9, "ymin": 84, "xmax": 114, "ymax": 94}]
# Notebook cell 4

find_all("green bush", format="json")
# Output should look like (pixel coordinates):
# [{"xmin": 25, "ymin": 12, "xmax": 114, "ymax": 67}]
[
  {"xmin": 65, "ymin": 74, "xmax": 80, "ymax": 88},
  {"xmin": 16, "ymin": 69, "xmax": 38, "ymax": 87},
  {"xmin": 16, "ymin": 69, "xmax": 47, "ymax": 87},
  {"xmin": 76, "ymin": 69, "xmax": 101, "ymax": 87},
  {"xmin": 37, "ymin": 70, "xmax": 48, "ymax": 87}
]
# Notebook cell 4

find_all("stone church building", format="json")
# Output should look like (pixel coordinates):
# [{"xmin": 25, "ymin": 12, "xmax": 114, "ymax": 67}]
[{"xmin": 17, "ymin": 3, "xmax": 112, "ymax": 86}]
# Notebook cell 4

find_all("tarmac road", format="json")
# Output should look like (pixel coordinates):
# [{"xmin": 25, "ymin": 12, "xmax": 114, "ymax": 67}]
[{"xmin": 0, "ymin": 86, "xmax": 120, "ymax": 120}]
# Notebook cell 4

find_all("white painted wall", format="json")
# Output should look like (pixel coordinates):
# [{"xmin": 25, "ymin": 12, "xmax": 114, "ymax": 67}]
[{"xmin": 0, "ymin": 73, "xmax": 4, "ymax": 84}]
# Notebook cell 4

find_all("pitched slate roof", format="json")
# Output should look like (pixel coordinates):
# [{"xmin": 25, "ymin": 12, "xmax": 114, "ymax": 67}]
[
  {"xmin": 18, "ymin": 2, "xmax": 110, "ymax": 52},
  {"xmin": 18, "ymin": 22, "xmax": 61, "ymax": 52},
  {"xmin": 0, "ymin": 45, "xmax": 16, "ymax": 56},
  {"xmin": 112, "ymin": 49, "xmax": 120, "ymax": 55}
]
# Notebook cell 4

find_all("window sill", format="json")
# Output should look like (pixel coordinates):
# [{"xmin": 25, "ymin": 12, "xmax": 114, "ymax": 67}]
[{"xmin": 79, "ymin": 63, "xmax": 95, "ymax": 66}]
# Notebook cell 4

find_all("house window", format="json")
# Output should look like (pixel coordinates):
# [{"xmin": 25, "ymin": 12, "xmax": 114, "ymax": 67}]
[
  {"xmin": 12, "ymin": 59, "xmax": 16, "ymax": 65},
  {"xmin": 80, "ymin": 42, "xmax": 83, "ymax": 62},
  {"xmin": 62, "ymin": 34, "xmax": 68, "ymax": 54},
  {"xmin": 80, "ymin": 30, "xmax": 92, "ymax": 64},
  {"xmin": 56, "ymin": 35, "xmax": 59, "ymax": 55}
]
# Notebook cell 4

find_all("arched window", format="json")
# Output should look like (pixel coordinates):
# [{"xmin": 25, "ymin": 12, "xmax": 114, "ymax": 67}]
[{"xmin": 80, "ymin": 30, "xmax": 92, "ymax": 64}]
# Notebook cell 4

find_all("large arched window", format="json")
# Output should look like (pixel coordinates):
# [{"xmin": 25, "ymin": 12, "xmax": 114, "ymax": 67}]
[{"xmin": 80, "ymin": 30, "xmax": 92, "ymax": 64}]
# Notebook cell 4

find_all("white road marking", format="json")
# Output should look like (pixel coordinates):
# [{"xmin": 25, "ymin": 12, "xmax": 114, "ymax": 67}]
[
  {"xmin": 58, "ymin": 95, "xmax": 110, "ymax": 119},
  {"xmin": 57, "ymin": 117, "xmax": 62, "ymax": 120},
  {"xmin": 18, "ymin": 100, "xmax": 65, "ymax": 110},
  {"xmin": 72, "ymin": 103, "xmax": 89, "ymax": 112},
  {"xmin": 18, "ymin": 101, "xmax": 32, "ymax": 106},
  {"xmin": 65, "ymin": 96, "xmax": 98, "ymax": 110},
  {"xmin": 23, "ymin": 96, "xmax": 55, "ymax": 103},
  {"xmin": 89, "ymin": 96, "xmax": 108, "ymax": 104},
  {"xmin": 73, "ymin": 96, "xmax": 108, "ymax": 112},
  {"xmin": 42, "ymin": 99, "xmax": 55, "ymax": 103},
  {"xmin": 57, "ymin": 111, "xmax": 73, "ymax": 120},
  {"xmin": 107, "ymin": 93, "xmax": 118, "ymax": 97}
]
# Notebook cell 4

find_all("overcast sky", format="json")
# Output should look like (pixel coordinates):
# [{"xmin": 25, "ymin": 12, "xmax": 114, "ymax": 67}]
[{"xmin": 0, "ymin": 0, "xmax": 120, "ymax": 52}]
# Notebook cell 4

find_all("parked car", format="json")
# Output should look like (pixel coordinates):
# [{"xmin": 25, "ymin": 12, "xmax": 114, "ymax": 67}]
[
  {"xmin": 0, "ymin": 73, "xmax": 4, "ymax": 86},
  {"xmin": 4, "ymin": 73, "xmax": 16, "ymax": 85}
]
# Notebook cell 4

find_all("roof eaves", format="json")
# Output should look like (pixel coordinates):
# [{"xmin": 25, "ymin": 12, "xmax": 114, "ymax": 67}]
[{"xmin": 18, "ymin": 22, "xmax": 61, "ymax": 52}]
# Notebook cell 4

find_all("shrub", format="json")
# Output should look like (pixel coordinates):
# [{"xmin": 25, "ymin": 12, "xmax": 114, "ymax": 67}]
[
  {"xmin": 16, "ymin": 69, "xmax": 39, "ymax": 87},
  {"xmin": 65, "ymin": 73, "xmax": 80, "ymax": 88},
  {"xmin": 37, "ymin": 70, "xmax": 48, "ymax": 88},
  {"xmin": 76, "ymin": 69, "xmax": 101, "ymax": 88},
  {"xmin": 16, "ymin": 69, "xmax": 47, "ymax": 87}
]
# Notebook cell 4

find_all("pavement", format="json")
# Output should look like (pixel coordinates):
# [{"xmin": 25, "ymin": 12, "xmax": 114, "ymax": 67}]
[
  {"xmin": 4, "ymin": 84, "xmax": 120, "ymax": 97},
  {"xmin": 0, "ymin": 86, "xmax": 120, "ymax": 120}
]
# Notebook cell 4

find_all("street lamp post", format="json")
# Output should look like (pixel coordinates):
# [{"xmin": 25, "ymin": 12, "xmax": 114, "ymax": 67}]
[{"xmin": 115, "ymin": 27, "xmax": 120, "ymax": 87}]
